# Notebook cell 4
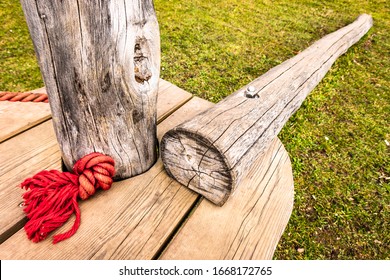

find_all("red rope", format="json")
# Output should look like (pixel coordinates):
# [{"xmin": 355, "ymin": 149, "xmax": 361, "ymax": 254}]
[
  {"xmin": 0, "ymin": 91, "xmax": 49, "ymax": 103},
  {"xmin": 20, "ymin": 152, "xmax": 115, "ymax": 244}
]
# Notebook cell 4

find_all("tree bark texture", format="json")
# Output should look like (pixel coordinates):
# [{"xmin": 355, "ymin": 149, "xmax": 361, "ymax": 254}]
[
  {"xmin": 20, "ymin": 0, "xmax": 160, "ymax": 179},
  {"xmin": 161, "ymin": 14, "xmax": 373, "ymax": 206}
]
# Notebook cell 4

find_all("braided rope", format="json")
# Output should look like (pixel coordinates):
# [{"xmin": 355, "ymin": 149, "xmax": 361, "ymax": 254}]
[{"xmin": 0, "ymin": 91, "xmax": 48, "ymax": 103}]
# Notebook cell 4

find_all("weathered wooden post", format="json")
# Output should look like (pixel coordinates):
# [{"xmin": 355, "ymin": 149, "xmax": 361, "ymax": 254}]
[
  {"xmin": 20, "ymin": 0, "xmax": 160, "ymax": 179},
  {"xmin": 161, "ymin": 14, "xmax": 373, "ymax": 206}
]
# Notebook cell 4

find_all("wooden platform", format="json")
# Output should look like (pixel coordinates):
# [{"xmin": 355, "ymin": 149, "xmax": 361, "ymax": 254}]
[{"xmin": 0, "ymin": 79, "xmax": 294, "ymax": 259}]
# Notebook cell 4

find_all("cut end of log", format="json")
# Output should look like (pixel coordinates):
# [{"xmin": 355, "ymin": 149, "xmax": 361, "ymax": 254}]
[{"xmin": 161, "ymin": 128, "xmax": 234, "ymax": 206}]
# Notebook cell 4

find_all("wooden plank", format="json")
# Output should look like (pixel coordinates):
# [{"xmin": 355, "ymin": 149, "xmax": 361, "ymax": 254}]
[
  {"xmin": 0, "ymin": 87, "xmax": 50, "ymax": 143},
  {"xmin": 160, "ymin": 137, "xmax": 294, "ymax": 260},
  {"xmin": 157, "ymin": 81, "xmax": 197, "ymax": 122},
  {"xmin": 160, "ymin": 14, "xmax": 373, "ymax": 206},
  {"xmin": 0, "ymin": 80, "xmax": 191, "ymax": 243},
  {"xmin": 0, "ymin": 121, "xmax": 60, "ymax": 243},
  {"xmin": 0, "ymin": 97, "xmax": 213, "ymax": 259},
  {"xmin": 158, "ymin": 78, "xmax": 174, "ymax": 92}
]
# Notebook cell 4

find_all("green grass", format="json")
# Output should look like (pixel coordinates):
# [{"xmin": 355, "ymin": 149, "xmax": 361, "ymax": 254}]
[
  {"xmin": 0, "ymin": 1, "xmax": 42, "ymax": 91},
  {"xmin": 1, "ymin": 0, "xmax": 389, "ymax": 259}
]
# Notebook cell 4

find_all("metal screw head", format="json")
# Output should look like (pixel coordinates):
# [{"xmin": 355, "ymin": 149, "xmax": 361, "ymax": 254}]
[
  {"xmin": 247, "ymin": 86, "xmax": 256, "ymax": 92},
  {"xmin": 245, "ymin": 86, "xmax": 258, "ymax": 98}
]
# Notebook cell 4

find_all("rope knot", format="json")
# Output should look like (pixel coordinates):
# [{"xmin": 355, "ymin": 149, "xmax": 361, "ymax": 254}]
[
  {"xmin": 73, "ymin": 152, "xmax": 115, "ymax": 200},
  {"xmin": 20, "ymin": 152, "xmax": 115, "ymax": 244}
]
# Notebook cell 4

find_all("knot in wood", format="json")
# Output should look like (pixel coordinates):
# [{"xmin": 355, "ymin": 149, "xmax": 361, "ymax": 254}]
[{"xmin": 134, "ymin": 38, "xmax": 152, "ymax": 83}]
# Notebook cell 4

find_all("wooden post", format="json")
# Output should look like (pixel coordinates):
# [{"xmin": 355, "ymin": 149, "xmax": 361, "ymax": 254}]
[
  {"xmin": 161, "ymin": 14, "xmax": 373, "ymax": 206},
  {"xmin": 20, "ymin": 0, "xmax": 160, "ymax": 179}
]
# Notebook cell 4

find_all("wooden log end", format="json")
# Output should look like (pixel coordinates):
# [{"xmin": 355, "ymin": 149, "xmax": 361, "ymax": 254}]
[{"xmin": 161, "ymin": 128, "xmax": 234, "ymax": 206}]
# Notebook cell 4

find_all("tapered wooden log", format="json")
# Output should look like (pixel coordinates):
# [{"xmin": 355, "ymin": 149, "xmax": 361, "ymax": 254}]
[
  {"xmin": 161, "ymin": 14, "xmax": 373, "ymax": 206},
  {"xmin": 20, "ymin": 0, "xmax": 160, "ymax": 179}
]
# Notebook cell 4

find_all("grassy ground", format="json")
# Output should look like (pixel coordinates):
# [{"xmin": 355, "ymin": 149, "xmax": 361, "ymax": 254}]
[{"xmin": 1, "ymin": 0, "xmax": 389, "ymax": 259}]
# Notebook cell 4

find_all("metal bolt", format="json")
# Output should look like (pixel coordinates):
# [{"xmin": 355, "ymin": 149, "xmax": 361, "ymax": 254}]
[
  {"xmin": 245, "ymin": 86, "xmax": 259, "ymax": 98},
  {"xmin": 248, "ymin": 86, "xmax": 256, "ymax": 92}
]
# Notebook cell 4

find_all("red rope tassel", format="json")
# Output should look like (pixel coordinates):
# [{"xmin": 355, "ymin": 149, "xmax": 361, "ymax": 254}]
[{"xmin": 20, "ymin": 152, "xmax": 115, "ymax": 244}]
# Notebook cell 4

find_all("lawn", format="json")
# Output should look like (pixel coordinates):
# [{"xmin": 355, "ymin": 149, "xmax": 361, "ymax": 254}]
[{"xmin": 0, "ymin": 0, "xmax": 389, "ymax": 259}]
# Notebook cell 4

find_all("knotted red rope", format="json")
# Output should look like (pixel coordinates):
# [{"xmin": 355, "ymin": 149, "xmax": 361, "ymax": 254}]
[
  {"xmin": 20, "ymin": 152, "xmax": 115, "ymax": 244},
  {"xmin": 0, "ymin": 91, "xmax": 48, "ymax": 102}
]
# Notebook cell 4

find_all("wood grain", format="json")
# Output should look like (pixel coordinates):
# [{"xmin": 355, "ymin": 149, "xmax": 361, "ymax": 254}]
[
  {"xmin": 0, "ymin": 80, "xmax": 191, "ymax": 244},
  {"xmin": 160, "ymin": 137, "xmax": 294, "ymax": 260},
  {"xmin": 0, "ymin": 97, "xmax": 213, "ymax": 259},
  {"xmin": 20, "ymin": 0, "xmax": 161, "ymax": 179},
  {"xmin": 161, "ymin": 14, "xmax": 373, "ymax": 206}
]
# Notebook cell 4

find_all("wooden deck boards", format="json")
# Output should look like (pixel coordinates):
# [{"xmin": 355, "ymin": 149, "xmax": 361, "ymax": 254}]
[
  {"xmin": 0, "ymin": 80, "xmax": 191, "ymax": 243},
  {"xmin": 0, "ymin": 120, "xmax": 60, "ymax": 243},
  {"xmin": 0, "ymin": 80, "xmax": 294, "ymax": 260},
  {"xmin": 0, "ymin": 97, "xmax": 209, "ymax": 260}
]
